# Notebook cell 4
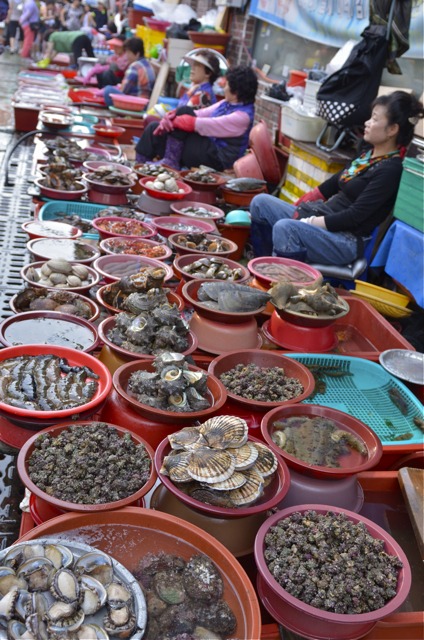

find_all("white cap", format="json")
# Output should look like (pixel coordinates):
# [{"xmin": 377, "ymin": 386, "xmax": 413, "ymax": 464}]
[{"xmin": 182, "ymin": 52, "xmax": 216, "ymax": 73}]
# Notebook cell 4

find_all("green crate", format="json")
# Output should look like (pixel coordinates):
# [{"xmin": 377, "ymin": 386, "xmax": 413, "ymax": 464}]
[{"xmin": 393, "ymin": 158, "xmax": 424, "ymax": 232}]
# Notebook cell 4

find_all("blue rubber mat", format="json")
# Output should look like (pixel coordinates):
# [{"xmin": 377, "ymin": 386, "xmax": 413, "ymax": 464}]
[{"xmin": 286, "ymin": 354, "xmax": 424, "ymax": 446}]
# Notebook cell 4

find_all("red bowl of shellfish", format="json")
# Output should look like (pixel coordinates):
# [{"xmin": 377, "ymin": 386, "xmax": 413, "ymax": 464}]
[
  {"xmin": 96, "ymin": 283, "xmax": 183, "ymax": 315},
  {"xmin": 173, "ymin": 254, "xmax": 251, "ymax": 284},
  {"xmin": 17, "ymin": 421, "xmax": 157, "ymax": 513},
  {"xmin": 34, "ymin": 178, "xmax": 88, "ymax": 201},
  {"xmin": 139, "ymin": 176, "xmax": 192, "ymax": 201},
  {"xmin": 99, "ymin": 315, "xmax": 198, "ymax": 363},
  {"xmin": 92, "ymin": 216, "xmax": 156, "ymax": 240},
  {"xmin": 168, "ymin": 233, "xmax": 238, "ymax": 258},
  {"xmin": 9, "ymin": 287, "xmax": 100, "ymax": 323},
  {"xmin": 22, "ymin": 220, "xmax": 83, "ymax": 241},
  {"xmin": 155, "ymin": 430, "xmax": 290, "ymax": 518},
  {"xmin": 93, "ymin": 254, "xmax": 173, "ymax": 284},
  {"xmin": 21, "ymin": 261, "xmax": 100, "ymax": 294},
  {"xmin": 0, "ymin": 345, "xmax": 112, "ymax": 429},
  {"xmin": 260, "ymin": 403, "xmax": 383, "ymax": 479},
  {"xmin": 181, "ymin": 279, "xmax": 269, "ymax": 324},
  {"xmin": 208, "ymin": 349, "xmax": 315, "ymax": 410},
  {"xmin": 170, "ymin": 201, "xmax": 225, "ymax": 221},
  {"xmin": 179, "ymin": 169, "xmax": 227, "ymax": 191},
  {"xmin": 150, "ymin": 216, "xmax": 216, "ymax": 239},
  {"xmin": 248, "ymin": 256, "xmax": 322, "ymax": 288},
  {"xmin": 113, "ymin": 360, "xmax": 227, "ymax": 424},
  {"xmin": 99, "ymin": 236, "xmax": 172, "ymax": 261}
]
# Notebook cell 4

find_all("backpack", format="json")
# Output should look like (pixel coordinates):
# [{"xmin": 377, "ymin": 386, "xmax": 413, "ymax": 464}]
[{"xmin": 316, "ymin": 25, "xmax": 389, "ymax": 127}]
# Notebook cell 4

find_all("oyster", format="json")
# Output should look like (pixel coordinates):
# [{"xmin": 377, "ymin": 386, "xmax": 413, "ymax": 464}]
[
  {"xmin": 199, "ymin": 416, "xmax": 249, "ymax": 449},
  {"xmin": 187, "ymin": 448, "xmax": 235, "ymax": 484}
]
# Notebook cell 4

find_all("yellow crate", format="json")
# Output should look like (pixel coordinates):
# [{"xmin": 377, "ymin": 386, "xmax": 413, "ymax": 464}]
[
  {"xmin": 136, "ymin": 25, "xmax": 165, "ymax": 57},
  {"xmin": 290, "ymin": 142, "xmax": 345, "ymax": 173}
]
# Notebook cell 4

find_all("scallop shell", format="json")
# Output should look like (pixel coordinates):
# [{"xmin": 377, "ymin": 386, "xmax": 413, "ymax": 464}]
[
  {"xmin": 168, "ymin": 427, "xmax": 203, "ymax": 450},
  {"xmin": 199, "ymin": 416, "xmax": 248, "ymax": 450},
  {"xmin": 160, "ymin": 452, "xmax": 192, "ymax": 483},
  {"xmin": 251, "ymin": 442, "xmax": 278, "ymax": 477},
  {"xmin": 204, "ymin": 471, "xmax": 247, "ymax": 491},
  {"xmin": 230, "ymin": 467, "xmax": 264, "ymax": 506},
  {"xmin": 187, "ymin": 447, "xmax": 235, "ymax": 484},
  {"xmin": 187, "ymin": 487, "xmax": 234, "ymax": 508},
  {"xmin": 227, "ymin": 442, "xmax": 258, "ymax": 470}
]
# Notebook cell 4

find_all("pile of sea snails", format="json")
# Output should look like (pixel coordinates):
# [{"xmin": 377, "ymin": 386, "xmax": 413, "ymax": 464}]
[
  {"xmin": 0, "ymin": 540, "xmax": 140, "ymax": 638},
  {"xmin": 160, "ymin": 415, "xmax": 278, "ymax": 507},
  {"xmin": 128, "ymin": 353, "xmax": 210, "ymax": 413},
  {"xmin": 107, "ymin": 293, "xmax": 190, "ymax": 356},
  {"xmin": 25, "ymin": 260, "xmax": 92, "ymax": 290},
  {"xmin": 270, "ymin": 278, "xmax": 347, "ymax": 317}
]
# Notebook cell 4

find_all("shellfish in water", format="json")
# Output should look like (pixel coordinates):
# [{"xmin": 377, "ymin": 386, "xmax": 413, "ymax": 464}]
[{"xmin": 271, "ymin": 415, "xmax": 367, "ymax": 467}]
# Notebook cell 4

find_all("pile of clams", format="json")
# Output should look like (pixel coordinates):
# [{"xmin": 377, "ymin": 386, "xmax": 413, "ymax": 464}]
[
  {"xmin": 197, "ymin": 282, "xmax": 270, "ymax": 313},
  {"xmin": 144, "ymin": 173, "xmax": 183, "ymax": 194},
  {"xmin": 134, "ymin": 551, "xmax": 237, "ymax": 640},
  {"xmin": 181, "ymin": 258, "xmax": 244, "ymax": 281},
  {"xmin": 128, "ymin": 353, "xmax": 210, "ymax": 413},
  {"xmin": 135, "ymin": 165, "xmax": 177, "ymax": 179},
  {"xmin": 160, "ymin": 415, "xmax": 278, "ymax": 507},
  {"xmin": 107, "ymin": 291, "xmax": 189, "ymax": 356},
  {"xmin": 87, "ymin": 167, "xmax": 135, "ymax": 187},
  {"xmin": 172, "ymin": 233, "xmax": 230, "ymax": 253},
  {"xmin": 0, "ymin": 540, "xmax": 141, "ymax": 638},
  {"xmin": 25, "ymin": 260, "xmax": 92, "ymax": 290},
  {"xmin": 12, "ymin": 288, "xmax": 95, "ymax": 320}
]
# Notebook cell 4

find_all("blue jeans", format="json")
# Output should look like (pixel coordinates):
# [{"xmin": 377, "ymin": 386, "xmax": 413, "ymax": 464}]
[
  {"xmin": 249, "ymin": 193, "xmax": 359, "ymax": 265},
  {"xmin": 103, "ymin": 85, "xmax": 123, "ymax": 108}
]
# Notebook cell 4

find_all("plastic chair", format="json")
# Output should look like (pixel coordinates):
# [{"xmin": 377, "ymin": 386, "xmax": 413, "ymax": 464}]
[{"xmin": 309, "ymin": 225, "xmax": 379, "ymax": 289}]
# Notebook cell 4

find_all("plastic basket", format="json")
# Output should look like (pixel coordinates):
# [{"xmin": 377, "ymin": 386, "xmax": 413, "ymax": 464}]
[
  {"xmin": 352, "ymin": 280, "xmax": 412, "ymax": 318},
  {"xmin": 285, "ymin": 354, "xmax": 424, "ymax": 446},
  {"xmin": 38, "ymin": 201, "xmax": 106, "ymax": 240}
]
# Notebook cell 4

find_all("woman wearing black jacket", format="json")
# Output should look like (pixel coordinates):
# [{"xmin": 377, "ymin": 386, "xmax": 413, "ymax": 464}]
[{"xmin": 250, "ymin": 91, "xmax": 423, "ymax": 264}]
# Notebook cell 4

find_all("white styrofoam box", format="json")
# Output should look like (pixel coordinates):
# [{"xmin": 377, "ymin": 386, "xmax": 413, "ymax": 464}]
[
  {"xmin": 304, "ymin": 79, "xmax": 322, "ymax": 98},
  {"xmin": 280, "ymin": 105, "xmax": 325, "ymax": 142},
  {"xmin": 167, "ymin": 38, "xmax": 194, "ymax": 69}
]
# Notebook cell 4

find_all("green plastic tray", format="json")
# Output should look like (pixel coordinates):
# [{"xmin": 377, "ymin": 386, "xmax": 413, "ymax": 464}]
[{"xmin": 286, "ymin": 354, "xmax": 424, "ymax": 446}]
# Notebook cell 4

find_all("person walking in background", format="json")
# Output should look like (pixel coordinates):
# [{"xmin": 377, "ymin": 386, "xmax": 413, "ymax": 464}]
[
  {"xmin": 249, "ymin": 91, "xmax": 424, "ymax": 265},
  {"xmin": 60, "ymin": 0, "xmax": 83, "ymax": 30},
  {"xmin": 19, "ymin": 0, "xmax": 39, "ymax": 58},
  {"xmin": 92, "ymin": 0, "xmax": 107, "ymax": 29},
  {"xmin": 101, "ymin": 37, "xmax": 155, "ymax": 106},
  {"xmin": 5, "ymin": 0, "xmax": 22, "ymax": 53},
  {"xmin": 135, "ymin": 65, "xmax": 258, "ymax": 171}
]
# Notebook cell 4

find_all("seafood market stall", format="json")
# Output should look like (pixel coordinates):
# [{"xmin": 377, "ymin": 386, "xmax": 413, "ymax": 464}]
[{"xmin": 0, "ymin": 73, "xmax": 422, "ymax": 640}]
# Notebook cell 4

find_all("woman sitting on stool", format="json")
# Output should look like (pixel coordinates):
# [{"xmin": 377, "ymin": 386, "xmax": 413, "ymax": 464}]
[
  {"xmin": 250, "ymin": 91, "xmax": 423, "ymax": 265},
  {"xmin": 135, "ymin": 65, "xmax": 258, "ymax": 171}
]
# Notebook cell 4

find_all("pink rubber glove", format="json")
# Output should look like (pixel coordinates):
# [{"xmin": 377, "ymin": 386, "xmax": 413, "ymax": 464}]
[
  {"xmin": 172, "ymin": 114, "xmax": 196, "ymax": 132},
  {"xmin": 295, "ymin": 187, "xmax": 324, "ymax": 206},
  {"xmin": 153, "ymin": 117, "xmax": 174, "ymax": 136}
]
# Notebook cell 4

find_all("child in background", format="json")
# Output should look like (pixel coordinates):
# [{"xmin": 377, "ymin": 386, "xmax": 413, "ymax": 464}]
[{"xmin": 82, "ymin": 35, "xmax": 128, "ymax": 87}]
